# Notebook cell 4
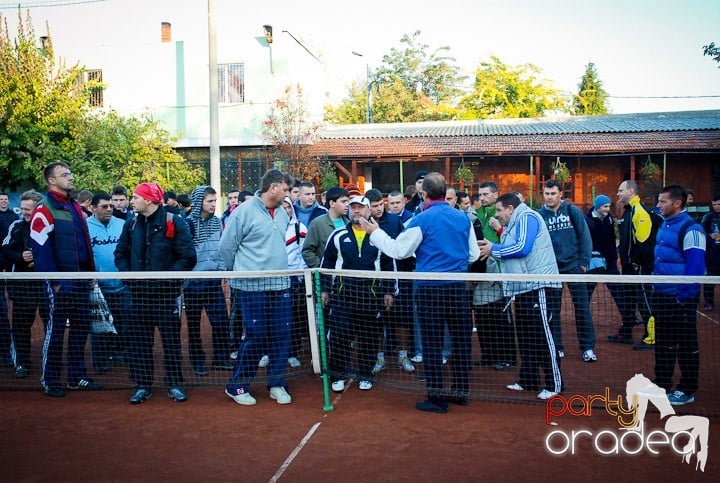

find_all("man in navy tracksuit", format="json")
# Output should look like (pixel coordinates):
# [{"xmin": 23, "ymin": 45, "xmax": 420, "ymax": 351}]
[
  {"xmin": 360, "ymin": 173, "xmax": 480, "ymax": 413},
  {"xmin": 321, "ymin": 196, "xmax": 395, "ymax": 392},
  {"xmin": 652, "ymin": 185, "xmax": 705, "ymax": 406},
  {"xmin": 30, "ymin": 162, "xmax": 101, "ymax": 397}
]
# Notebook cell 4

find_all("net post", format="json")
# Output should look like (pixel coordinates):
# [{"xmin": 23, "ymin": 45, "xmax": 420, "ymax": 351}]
[{"xmin": 313, "ymin": 269, "xmax": 334, "ymax": 412}]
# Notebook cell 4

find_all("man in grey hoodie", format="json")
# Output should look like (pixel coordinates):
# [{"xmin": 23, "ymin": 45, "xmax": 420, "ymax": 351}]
[
  {"xmin": 184, "ymin": 185, "xmax": 232, "ymax": 376},
  {"xmin": 220, "ymin": 169, "xmax": 295, "ymax": 406},
  {"xmin": 538, "ymin": 179, "xmax": 597, "ymax": 363}
]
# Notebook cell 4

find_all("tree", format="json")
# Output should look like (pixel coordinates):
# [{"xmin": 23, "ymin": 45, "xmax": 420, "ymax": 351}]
[
  {"xmin": 262, "ymin": 83, "xmax": 322, "ymax": 181},
  {"xmin": 573, "ymin": 62, "xmax": 609, "ymax": 115},
  {"xmin": 69, "ymin": 111, "xmax": 205, "ymax": 193},
  {"xmin": 703, "ymin": 42, "xmax": 720, "ymax": 67},
  {"xmin": 325, "ymin": 31, "xmax": 465, "ymax": 124},
  {"xmin": 0, "ymin": 10, "xmax": 202, "ymax": 193},
  {"xmin": 458, "ymin": 55, "xmax": 568, "ymax": 119},
  {"xmin": 0, "ymin": 10, "xmax": 87, "ymax": 189}
]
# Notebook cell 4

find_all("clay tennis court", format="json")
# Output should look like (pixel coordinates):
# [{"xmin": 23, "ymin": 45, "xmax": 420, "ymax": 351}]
[
  {"xmin": 1, "ymin": 372, "xmax": 718, "ymax": 482},
  {"xmin": 2, "ymin": 281, "xmax": 719, "ymax": 481}
]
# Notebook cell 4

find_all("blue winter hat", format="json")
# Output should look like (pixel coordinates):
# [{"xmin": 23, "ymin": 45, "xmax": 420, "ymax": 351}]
[{"xmin": 593, "ymin": 194, "xmax": 612, "ymax": 210}]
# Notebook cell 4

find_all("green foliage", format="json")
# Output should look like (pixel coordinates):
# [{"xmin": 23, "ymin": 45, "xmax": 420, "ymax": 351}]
[
  {"xmin": 325, "ymin": 31, "xmax": 465, "ymax": 124},
  {"xmin": 573, "ymin": 62, "xmax": 609, "ymax": 115},
  {"xmin": 70, "ymin": 111, "xmax": 205, "ymax": 193},
  {"xmin": 0, "ymin": 10, "xmax": 87, "ymax": 189},
  {"xmin": 704, "ymin": 42, "xmax": 720, "ymax": 67},
  {"xmin": 262, "ymin": 83, "xmax": 322, "ymax": 181},
  {"xmin": 459, "ymin": 56, "xmax": 569, "ymax": 119},
  {"xmin": 0, "ymin": 11, "xmax": 201, "ymax": 193},
  {"xmin": 317, "ymin": 155, "xmax": 338, "ymax": 191}
]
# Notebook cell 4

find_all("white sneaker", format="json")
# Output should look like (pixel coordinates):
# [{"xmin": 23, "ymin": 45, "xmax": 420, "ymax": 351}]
[
  {"xmin": 358, "ymin": 380, "xmax": 373, "ymax": 390},
  {"xmin": 331, "ymin": 380, "xmax": 346, "ymax": 392},
  {"xmin": 442, "ymin": 356, "xmax": 448, "ymax": 365},
  {"xmin": 269, "ymin": 386, "xmax": 292, "ymax": 404},
  {"xmin": 288, "ymin": 357, "xmax": 302, "ymax": 368},
  {"xmin": 230, "ymin": 351, "xmax": 238, "ymax": 360},
  {"xmin": 557, "ymin": 351, "xmax": 565, "ymax": 358},
  {"xmin": 537, "ymin": 389, "xmax": 559, "ymax": 400},
  {"xmin": 582, "ymin": 349, "xmax": 597, "ymax": 362},
  {"xmin": 258, "ymin": 355, "xmax": 269, "ymax": 368},
  {"xmin": 410, "ymin": 354, "xmax": 423, "ymax": 363},
  {"xmin": 225, "ymin": 388, "xmax": 257, "ymax": 406},
  {"xmin": 372, "ymin": 357, "xmax": 386, "ymax": 374},
  {"xmin": 398, "ymin": 356, "xmax": 416, "ymax": 372},
  {"xmin": 506, "ymin": 382, "xmax": 525, "ymax": 391}
]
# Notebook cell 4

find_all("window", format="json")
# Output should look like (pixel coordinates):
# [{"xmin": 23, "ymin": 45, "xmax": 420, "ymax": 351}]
[
  {"xmin": 218, "ymin": 63, "xmax": 244, "ymax": 103},
  {"xmin": 73, "ymin": 69, "xmax": 104, "ymax": 108},
  {"xmin": 86, "ymin": 69, "xmax": 103, "ymax": 108}
]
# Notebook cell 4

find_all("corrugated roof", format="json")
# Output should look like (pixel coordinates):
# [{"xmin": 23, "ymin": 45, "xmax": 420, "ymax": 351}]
[
  {"xmin": 308, "ymin": 110, "xmax": 720, "ymax": 158},
  {"xmin": 317, "ymin": 110, "xmax": 720, "ymax": 139}
]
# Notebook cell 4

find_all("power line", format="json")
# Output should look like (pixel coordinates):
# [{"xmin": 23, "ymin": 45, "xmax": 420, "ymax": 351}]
[{"xmin": 0, "ymin": 0, "xmax": 107, "ymax": 9}]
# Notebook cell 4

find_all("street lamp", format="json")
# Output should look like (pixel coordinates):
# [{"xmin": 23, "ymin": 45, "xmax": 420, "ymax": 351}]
[{"xmin": 352, "ymin": 51, "xmax": 372, "ymax": 124}]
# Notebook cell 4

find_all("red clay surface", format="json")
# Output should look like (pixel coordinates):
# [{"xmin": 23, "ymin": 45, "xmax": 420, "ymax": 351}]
[{"xmin": 1, "ymin": 375, "xmax": 718, "ymax": 482}]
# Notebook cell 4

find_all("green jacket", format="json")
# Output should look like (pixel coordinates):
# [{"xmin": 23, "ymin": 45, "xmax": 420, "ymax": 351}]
[
  {"xmin": 301, "ymin": 213, "xmax": 349, "ymax": 268},
  {"xmin": 476, "ymin": 204, "xmax": 501, "ymax": 243}
]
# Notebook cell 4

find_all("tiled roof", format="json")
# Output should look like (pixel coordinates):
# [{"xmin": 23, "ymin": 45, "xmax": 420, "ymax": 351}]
[{"xmin": 309, "ymin": 110, "xmax": 720, "ymax": 158}]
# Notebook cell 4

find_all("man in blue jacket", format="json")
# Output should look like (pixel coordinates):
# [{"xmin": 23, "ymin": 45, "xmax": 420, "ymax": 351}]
[
  {"xmin": 652, "ymin": 185, "xmax": 705, "ymax": 406},
  {"xmin": 360, "ymin": 173, "xmax": 480, "ymax": 413},
  {"xmin": 30, "ymin": 162, "xmax": 101, "ymax": 397}
]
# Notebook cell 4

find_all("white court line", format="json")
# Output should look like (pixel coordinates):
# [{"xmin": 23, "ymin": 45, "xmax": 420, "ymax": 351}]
[
  {"xmin": 269, "ymin": 421, "xmax": 322, "ymax": 483},
  {"xmin": 697, "ymin": 309, "xmax": 720, "ymax": 325},
  {"xmin": 269, "ymin": 380, "xmax": 352, "ymax": 482}
]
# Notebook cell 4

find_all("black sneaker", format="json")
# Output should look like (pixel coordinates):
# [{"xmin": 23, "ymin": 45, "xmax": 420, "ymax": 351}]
[
  {"xmin": 608, "ymin": 334, "xmax": 633, "ymax": 345},
  {"xmin": 416, "ymin": 399, "xmax": 448, "ymax": 414},
  {"xmin": 130, "ymin": 386, "xmax": 152, "ymax": 404},
  {"xmin": 15, "ymin": 365, "xmax": 29, "ymax": 379},
  {"xmin": 67, "ymin": 378, "xmax": 103, "ymax": 390},
  {"xmin": 212, "ymin": 361, "xmax": 234, "ymax": 370},
  {"xmin": 44, "ymin": 386, "xmax": 65, "ymax": 397},
  {"xmin": 633, "ymin": 341, "xmax": 654, "ymax": 351},
  {"xmin": 167, "ymin": 386, "xmax": 188, "ymax": 402},
  {"xmin": 192, "ymin": 363, "xmax": 209, "ymax": 376},
  {"xmin": 493, "ymin": 362, "xmax": 514, "ymax": 371}
]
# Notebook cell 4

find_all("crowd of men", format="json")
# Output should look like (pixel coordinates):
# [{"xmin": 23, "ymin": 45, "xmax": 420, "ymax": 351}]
[{"xmin": 0, "ymin": 163, "xmax": 708, "ymax": 410}]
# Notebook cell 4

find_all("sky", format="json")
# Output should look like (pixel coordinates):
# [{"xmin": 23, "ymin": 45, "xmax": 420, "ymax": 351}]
[{"xmin": 2, "ymin": 0, "xmax": 720, "ymax": 114}]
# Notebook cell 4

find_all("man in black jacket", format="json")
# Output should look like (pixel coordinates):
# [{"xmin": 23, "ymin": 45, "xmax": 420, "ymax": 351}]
[
  {"xmin": 2, "ymin": 190, "xmax": 47, "ymax": 378},
  {"xmin": 115, "ymin": 182, "xmax": 196, "ymax": 404}
]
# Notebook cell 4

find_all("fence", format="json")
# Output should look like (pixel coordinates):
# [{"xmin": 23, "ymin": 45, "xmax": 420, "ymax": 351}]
[{"xmin": 1, "ymin": 270, "xmax": 718, "ymax": 415}]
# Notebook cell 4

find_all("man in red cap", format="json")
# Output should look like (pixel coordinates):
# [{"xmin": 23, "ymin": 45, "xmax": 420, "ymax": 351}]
[{"xmin": 115, "ymin": 181, "xmax": 197, "ymax": 404}]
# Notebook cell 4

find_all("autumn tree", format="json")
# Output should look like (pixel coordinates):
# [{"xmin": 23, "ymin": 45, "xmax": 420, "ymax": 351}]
[
  {"xmin": 458, "ymin": 55, "xmax": 568, "ymax": 119},
  {"xmin": 262, "ymin": 83, "xmax": 324, "ymax": 181},
  {"xmin": 573, "ymin": 62, "xmax": 609, "ymax": 115}
]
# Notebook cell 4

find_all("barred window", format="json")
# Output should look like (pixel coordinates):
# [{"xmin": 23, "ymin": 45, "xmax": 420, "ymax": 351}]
[
  {"xmin": 218, "ymin": 63, "xmax": 244, "ymax": 103},
  {"xmin": 86, "ymin": 69, "xmax": 103, "ymax": 108},
  {"xmin": 73, "ymin": 69, "xmax": 104, "ymax": 108}
]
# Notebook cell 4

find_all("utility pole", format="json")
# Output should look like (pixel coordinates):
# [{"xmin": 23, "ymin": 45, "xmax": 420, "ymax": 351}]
[{"xmin": 208, "ymin": 0, "xmax": 221, "ymax": 213}]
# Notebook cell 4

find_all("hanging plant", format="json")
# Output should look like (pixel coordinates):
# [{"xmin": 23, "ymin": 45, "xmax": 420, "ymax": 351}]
[
  {"xmin": 640, "ymin": 159, "xmax": 662, "ymax": 182},
  {"xmin": 552, "ymin": 158, "xmax": 570, "ymax": 183},
  {"xmin": 455, "ymin": 162, "xmax": 474, "ymax": 186}
]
